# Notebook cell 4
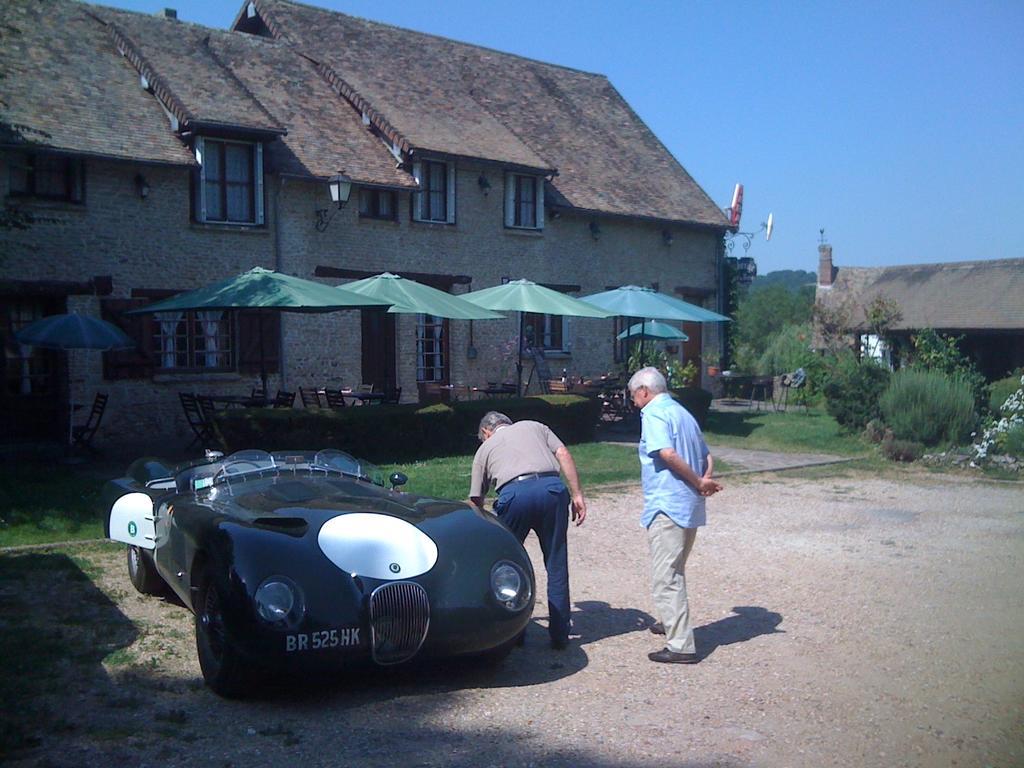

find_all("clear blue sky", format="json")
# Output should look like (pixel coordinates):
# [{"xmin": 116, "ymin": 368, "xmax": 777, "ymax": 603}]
[{"xmin": 101, "ymin": 0, "xmax": 1024, "ymax": 275}]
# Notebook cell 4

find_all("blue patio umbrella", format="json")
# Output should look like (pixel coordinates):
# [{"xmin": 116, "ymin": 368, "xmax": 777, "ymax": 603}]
[{"xmin": 15, "ymin": 312, "xmax": 135, "ymax": 351}]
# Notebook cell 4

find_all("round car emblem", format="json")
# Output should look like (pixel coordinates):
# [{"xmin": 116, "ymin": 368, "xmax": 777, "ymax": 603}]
[
  {"xmin": 389, "ymin": 563, "xmax": 401, "ymax": 574},
  {"xmin": 127, "ymin": 521, "xmax": 138, "ymax": 538}
]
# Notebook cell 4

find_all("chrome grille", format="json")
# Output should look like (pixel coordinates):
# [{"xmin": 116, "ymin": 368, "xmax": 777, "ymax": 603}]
[{"xmin": 368, "ymin": 581, "xmax": 430, "ymax": 665}]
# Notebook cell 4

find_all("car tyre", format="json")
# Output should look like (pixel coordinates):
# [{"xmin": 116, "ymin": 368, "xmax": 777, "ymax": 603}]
[
  {"xmin": 126, "ymin": 545, "xmax": 165, "ymax": 595},
  {"xmin": 195, "ymin": 573, "xmax": 254, "ymax": 698}
]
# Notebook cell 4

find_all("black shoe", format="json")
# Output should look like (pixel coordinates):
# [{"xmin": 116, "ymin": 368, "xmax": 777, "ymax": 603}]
[
  {"xmin": 550, "ymin": 636, "xmax": 568, "ymax": 650},
  {"xmin": 648, "ymin": 648, "xmax": 699, "ymax": 664},
  {"xmin": 649, "ymin": 621, "xmax": 665, "ymax": 635}
]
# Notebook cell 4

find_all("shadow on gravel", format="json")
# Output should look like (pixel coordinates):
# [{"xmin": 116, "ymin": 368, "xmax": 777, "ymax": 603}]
[
  {"xmin": 573, "ymin": 599, "xmax": 656, "ymax": 644},
  {"xmin": 694, "ymin": 606, "xmax": 784, "ymax": 660}
]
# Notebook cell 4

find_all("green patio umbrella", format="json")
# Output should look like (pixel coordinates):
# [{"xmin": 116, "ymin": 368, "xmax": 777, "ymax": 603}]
[
  {"xmin": 462, "ymin": 279, "xmax": 612, "ymax": 395},
  {"xmin": 128, "ymin": 267, "xmax": 391, "ymax": 393},
  {"xmin": 616, "ymin": 320, "xmax": 689, "ymax": 342},
  {"xmin": 340, "ymin": 273, "xmax": 503, "ymax": 319}
]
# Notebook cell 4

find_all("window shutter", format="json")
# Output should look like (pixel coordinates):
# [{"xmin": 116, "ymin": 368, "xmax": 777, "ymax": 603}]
[
  {"xmin": 411, "ymin": 161, "xmax": 423, "ymax": 221},
  {"xmin": 254, "ymin": 143, "xmax": 265, "ymax": 225},
  {"xmin": 237, "ymin": 310, "xmax": 280, "ymax": 374},
  {"xmin": 445, "ymin": 161, "xmax": 456, "ymax": 224},
  {"xmin": 195, "ymin": 137, "xmax": 207, "ymax": 222},
  {"xmin": 563, "ymin": 315, "xmax": 572, "ymax": 352},
  {"xmin": 101, "ymin": 298, "xmax": 153, "ymax": 380},
  {"xmin": 504, "ymin": 173, "xmax": 515, "ymax": 227},
  {"xmin": 536, "ymin": 178, "xmax": 545, "ymax": 230}
]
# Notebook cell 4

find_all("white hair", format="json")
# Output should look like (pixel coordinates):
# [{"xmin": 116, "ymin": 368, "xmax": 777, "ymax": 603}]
[
  {"xmin": 478, "ymin": 411, "xmax": 512, "ymax": 440},
  {"xmin": 628, "ymin": 366, "xmax": 667, "ymax": 394}
]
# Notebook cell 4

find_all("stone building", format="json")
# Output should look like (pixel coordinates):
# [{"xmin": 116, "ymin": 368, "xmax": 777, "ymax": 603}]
[
  {"xmin": 1, "ymin": 0, "xmax": 731, "ymax": 446},
  {"xmin": 814, "ymin": 244, "xmax": 1024, "ymax": 377}
]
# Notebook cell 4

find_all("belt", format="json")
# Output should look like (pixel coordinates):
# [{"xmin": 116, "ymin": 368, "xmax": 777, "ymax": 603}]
[{"xmin": 498, "ymin": 471, "xmax": 560, "ymax": 492}]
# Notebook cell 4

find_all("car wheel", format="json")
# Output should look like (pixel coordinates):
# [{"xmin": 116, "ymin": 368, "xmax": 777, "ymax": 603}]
[
  {"xmin": 126, "ymin": 545, "xmax": 165, "ymax": 595},
  {"xmin": 194, "ymin": 573, "xmax": 253, "ymax": 698}
]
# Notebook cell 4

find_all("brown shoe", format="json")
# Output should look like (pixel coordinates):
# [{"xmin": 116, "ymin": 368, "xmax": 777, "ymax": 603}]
[
  {"xmin": 649, "ymin": 621, "xmax": 665, "ymax": 635},
  {"xmin": 648, "ymin": 648, "xmax": 699, "ymax": 664}
]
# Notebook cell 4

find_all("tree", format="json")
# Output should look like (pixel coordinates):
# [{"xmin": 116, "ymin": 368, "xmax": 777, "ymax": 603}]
[{"xmin": 730, "ymin": 283, "xmax": 814, "ymax": 370}]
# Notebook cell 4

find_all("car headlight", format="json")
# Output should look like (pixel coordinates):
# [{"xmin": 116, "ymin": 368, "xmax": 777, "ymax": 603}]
[
  {"xmin": 491, "ymin": 561, "xmax": 531, "ymax": 612},
  {"xmin": 255, "ymin": 577, "xmax": 305, "ymax": 626}
]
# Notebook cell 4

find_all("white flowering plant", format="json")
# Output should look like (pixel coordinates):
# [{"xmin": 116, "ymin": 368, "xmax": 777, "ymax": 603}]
[{"xmin": 971, "ymin": 374, "xmax": 1024, "ymax": 465}]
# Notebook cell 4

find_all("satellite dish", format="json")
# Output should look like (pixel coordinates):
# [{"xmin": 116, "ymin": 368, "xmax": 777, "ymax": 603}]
[{"xmin": 765, "ymin": 212, "xmax": 774, "ymax": 241}]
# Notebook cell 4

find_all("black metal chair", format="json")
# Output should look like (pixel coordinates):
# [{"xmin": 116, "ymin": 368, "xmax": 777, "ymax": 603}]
[
  {"xmin": 383, "ymin": 386, "xmax": 402, "ymax": 405},
  {"xmin": 180, "ymin": 392, "xmax": 215, "ymax": 449},
  {"xmin": 273, "ymin": 390, "xmax": 296, "ymax": 409},
  {"xmin": 71, "ymin": 392, "xmax": 108, "ymax": 453},
  {"xmin": 299, "ymin": 387, "xmax": 323, "ymax": 408}
]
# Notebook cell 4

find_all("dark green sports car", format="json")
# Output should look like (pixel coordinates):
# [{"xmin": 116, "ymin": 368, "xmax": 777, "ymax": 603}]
[{"xmin": 105, "ymin": 449, "xmax": 535, "ymax": 697}]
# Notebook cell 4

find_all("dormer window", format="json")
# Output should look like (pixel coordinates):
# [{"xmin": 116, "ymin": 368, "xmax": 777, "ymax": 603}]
[
  {"xmin": 193, "ymin": 137, "xmax": 264, "ymax": 225},
  {"xmin": 412, "ymin": 159, "xmax": 455, "ymax": 224},
  {"xmin": 504, "ymin": 173, "xmax": 544, "ymax": 230}
]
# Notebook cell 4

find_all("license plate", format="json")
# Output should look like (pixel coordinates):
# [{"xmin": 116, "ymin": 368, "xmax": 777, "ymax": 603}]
[{"xmin": 285, "ymin": 627, "xmax": 360, "ymax": 652}]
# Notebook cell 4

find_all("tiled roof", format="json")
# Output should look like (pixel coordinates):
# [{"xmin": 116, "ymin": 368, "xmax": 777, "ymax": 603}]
[
  {"xmin": 94, "ymin": 6, "xmax": 413, "ymax": 185},
  {"xmin": 0, "ymin": 0, "xmax": 193, "ymax": 165},
  {"xmin": 818, "ymin": 258, "xmax": 1024, "ymax": 331},
  {"xmin": 93, "ymin": 7, "xmax": 284, "ymax": 136},
  {"xmin": 250, "ymin": 0, "xmax": 730, "ymax": 228}
]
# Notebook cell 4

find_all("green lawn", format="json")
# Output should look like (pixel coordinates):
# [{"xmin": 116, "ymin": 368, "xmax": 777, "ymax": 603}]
[
  {"xmin": 0, "ymin": 464, "xmax": 105, "ymax": 547},
  {"xmin": 703, "ymin": 406, "xmax": 871, "ymax": 456}
]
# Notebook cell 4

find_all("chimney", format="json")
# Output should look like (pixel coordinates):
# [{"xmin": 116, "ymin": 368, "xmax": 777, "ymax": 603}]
[
  {"xmin": 163, "ymin": 8, "xmax": 177, "ymax": 19},
  {"xmin": 818, "ymin": 244, "xmax": 835, "ymax": 287}
]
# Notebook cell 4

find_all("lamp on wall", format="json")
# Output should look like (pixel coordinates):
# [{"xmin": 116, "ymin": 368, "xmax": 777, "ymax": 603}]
[
  {"xmin": 316, "ymin": 173, "xmax": 353, "ymax": 232},
  {"xmin": 589, "ymin": 220, "xmax": 601, "ymax": 240},
  {"xmin": 477, "ymin": 174, "xmax": 491, "ymax": 196},
  {"xmin": 134, "ymin": 173, "xmax": 150, "ymax": 199}
]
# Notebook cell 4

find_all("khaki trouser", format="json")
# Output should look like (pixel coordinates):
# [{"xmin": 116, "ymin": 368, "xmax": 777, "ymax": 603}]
[{"xmin": 647, "ymin": 513, "xmax": 698, "ymax": 654}]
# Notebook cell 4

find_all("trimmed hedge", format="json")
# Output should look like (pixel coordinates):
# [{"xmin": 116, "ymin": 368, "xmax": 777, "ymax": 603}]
[{"xmin": 212, "ymin": 394, "xmax": 602, "ymax": 463}]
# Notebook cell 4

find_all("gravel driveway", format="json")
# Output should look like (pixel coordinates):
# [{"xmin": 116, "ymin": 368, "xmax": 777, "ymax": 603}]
[{"xmin": 4, "ymin": 468, "xmax": 1022, "ymax": 767}]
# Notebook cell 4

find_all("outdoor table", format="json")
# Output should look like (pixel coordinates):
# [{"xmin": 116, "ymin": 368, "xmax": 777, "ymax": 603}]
[
  {"xmin": 341, "ymin": 389, "xmax": 385, "ymax": 405},
  {"xmin": 208, "ymin": 394, "xmax": 268, "ymax": 408},
  {"xmin": 475, "ymin": 385, "xmax": 516, "ymax": 398}
]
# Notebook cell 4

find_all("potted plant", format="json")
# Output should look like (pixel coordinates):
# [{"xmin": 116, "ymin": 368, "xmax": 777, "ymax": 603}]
[{"xmin": 704, "ymin": 349, "xmax": 721, "ymax": 377}]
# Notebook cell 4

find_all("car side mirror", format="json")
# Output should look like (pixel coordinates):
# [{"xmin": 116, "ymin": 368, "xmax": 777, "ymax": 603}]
[{"xmin": 389, "ymin": 472, "xmax": 408, "ymax": 490}]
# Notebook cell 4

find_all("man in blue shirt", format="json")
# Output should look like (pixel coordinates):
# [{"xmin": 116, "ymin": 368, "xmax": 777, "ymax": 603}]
[{"xmin": 628, "ymin": 367, "xmax": 722, "ymax": 664}]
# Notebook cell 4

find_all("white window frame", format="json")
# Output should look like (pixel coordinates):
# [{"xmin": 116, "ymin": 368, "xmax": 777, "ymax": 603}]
[
  {"xmin": 504, "ymin": 172, "xmax": 544, "ymax": 230},
  {"xmin": 194, "ymin": 136, "xmax": 264, "ymax": 225},
  {"xmin": 412, "ymin": 159, "xmax": 456, "ymax": 224}
]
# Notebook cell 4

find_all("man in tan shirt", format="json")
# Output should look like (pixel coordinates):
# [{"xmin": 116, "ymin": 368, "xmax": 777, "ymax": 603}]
[{"xmin": 469, "ymin": 411, "xmax": 587, "ymax": 649}]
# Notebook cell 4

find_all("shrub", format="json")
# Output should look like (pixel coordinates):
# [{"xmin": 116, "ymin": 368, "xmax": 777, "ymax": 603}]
[
  {"xmin": 908, "ymin": 329, "xmax": 989, "ymax": 414},
  {"xmin": 973, "ymin": 374, "xmax": 1024, "ymax": 465},
  {"xmin": 879, "ymin": 369, "xmax": 976, "ymax": 447},
  {"xmin": 863, "ymin": 419, "xmax": 887, "ymax": 444},
  {"xmin": 823, "ymin": 358, "xmax": 891, "ymax": 431},
  {"xmin": 881, "ymin": 437, "xmax": 924, "ymax": 463},
  {"xmin": 989, "ymin": 372, "xmax": 1024, "ymax": 415}
]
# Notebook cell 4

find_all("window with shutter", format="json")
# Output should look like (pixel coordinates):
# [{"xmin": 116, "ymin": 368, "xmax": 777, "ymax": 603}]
[
  {"xmin": 412, "ymin": 159, "xmax": 455, "ymax": 224},
  {"xmin": 193, "ymin": 137, "xmax": 264, "ymax": 225},
  {"xmin": 504, "ymin": 173, "xmax": 544, "ymax": 230}
]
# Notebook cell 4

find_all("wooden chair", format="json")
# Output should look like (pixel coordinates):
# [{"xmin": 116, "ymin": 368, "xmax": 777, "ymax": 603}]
[
  {"xmin": 273, "ymin": 390, "xmax": 296, "ymax": 409},
  {"xmin": 180, "ymin": 392, "xmax": 215, "ymax": 449},
  {"xmin": 383, "ymin": 386, "xmax": 402, "ymax": 405},
  {"xmin": 299, "ymin": 387, "xmax": 323, "ymax": 408},
  {"xmin": 71, "ymin": 392, "xmax": 108, "ymax": 452},
  {"xmin": 323, "ymin": 388, "xmax": 347, "ymax": 408},
  {"xmin": 545, "ymin": 379, "xmax": 572, "ymax": 394},
  {"xmin": 356, "ymin": 383, "xmax": 374, "ymax": 393}
]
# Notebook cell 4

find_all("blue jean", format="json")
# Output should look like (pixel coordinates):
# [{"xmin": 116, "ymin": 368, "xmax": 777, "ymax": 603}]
[{"xmin": 494, "ymin": 475, "xmax": 571, "ymax": 642}]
